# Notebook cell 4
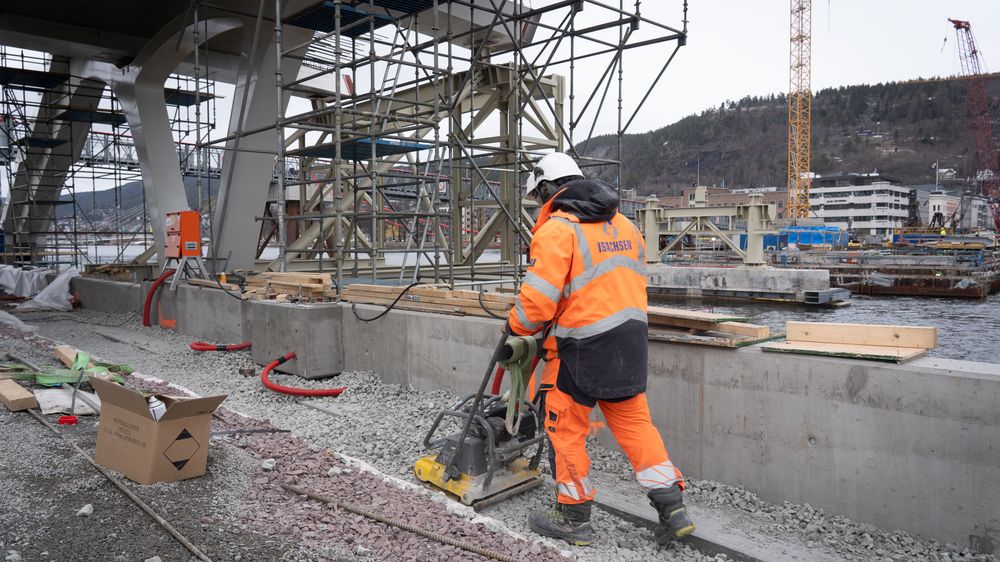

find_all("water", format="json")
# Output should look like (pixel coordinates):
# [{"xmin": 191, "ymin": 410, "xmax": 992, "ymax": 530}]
[{"xmin": 651, "ymin": 293, "xmax": 1000, "ymax": 364}]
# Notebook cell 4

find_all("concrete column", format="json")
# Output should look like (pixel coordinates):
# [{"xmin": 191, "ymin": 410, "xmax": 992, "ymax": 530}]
[
  {"xmin": 24, "ymin": 71, "xmax": 106, "ymax": 256},
  {"xmin": 210, "ymin": 24, "xmax": 311, "ymax": 270},
  {"xmin": 744, "ymin": 193, "xmax": 766, "ymax": 266},
  {"xmin": 80, "ymin": 17, "xmax": 243, "ymax": 264}
]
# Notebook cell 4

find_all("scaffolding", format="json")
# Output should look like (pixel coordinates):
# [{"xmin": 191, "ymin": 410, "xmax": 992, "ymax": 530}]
[
  {"xmin": 2, "ymin": 0, "xmax": 688, "ymax": 286},
  {"xmin": 200, "ymin": 0, "xmax": 688, "ymax": 290},
  {"xmin": 0, "ymin": 47, "xmax": 218, "ymax": 269}
]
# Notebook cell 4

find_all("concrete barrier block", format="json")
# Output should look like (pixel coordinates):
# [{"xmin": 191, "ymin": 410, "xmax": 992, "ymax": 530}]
[{"xmin": 246, "ymin": 300, "xmax": 344, "ymax": 379}]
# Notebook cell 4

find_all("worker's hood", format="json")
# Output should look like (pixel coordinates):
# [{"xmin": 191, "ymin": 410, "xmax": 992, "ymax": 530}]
[{"xmin": 535, "ymin": 179, "xmax": 619, "ymax": 230}]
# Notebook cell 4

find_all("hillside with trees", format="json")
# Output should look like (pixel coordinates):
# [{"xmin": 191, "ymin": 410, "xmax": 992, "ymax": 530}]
[{"xmin": 577, "ymin": 77, "xmax": 1000, "ymax": 195}]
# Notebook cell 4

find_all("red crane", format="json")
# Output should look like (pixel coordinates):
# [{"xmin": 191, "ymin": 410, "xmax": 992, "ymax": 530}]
[{"xmin": 949, "ymin": 18, "xmax": 1000, "ymax": 231}]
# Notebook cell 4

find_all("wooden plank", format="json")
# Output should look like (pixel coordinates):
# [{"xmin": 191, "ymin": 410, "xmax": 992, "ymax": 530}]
[
  {"xmin": 0, "ymin": 379, "xmax": 38, "ymax": 411},
  {"xmin": 264, "ymin": 280, "xmax": 326, "ymax": 291},
  {"xmin": 345, "ymin": 294, "xmax": 463, "ymax": 315},
  {"xmin": 712, "ymin": 322, "xmax": 769, "ymax": 338},
  {"xmin": 762, "ymin": 341, "xmax": 927, "ymax": 363},
  {"xmin": 785, "ymin": 322, "xmax": 937, "ymax": 349},
  {"xmin": 187, "ymin": 278, "xmax": 240, "ymax": 291},
  {"xmin": 344, "ymin": 284, "xmax": 515, "ymax": 305},
  {"xmin": 647, "ymin": 308, "xmax": 751, "ymax": 333},
  {"xmin": 260, "ymin": 272, "xmax": 331, "ymax": 284},
  {"xmin": 444, "ymin": 289, "xmax": 516, "ymax": 305},
  {"xmin": 648, "ymin": 306, "xmax": 749, "ymax": 323},
  {"xmin": 53, "ymin": 345, "xmax": 93, "ymax": 369},
  {"xmin": 345, "ymin": 287, "xmax": 505, "ymax": 310},
  {"xmin": 342, "ymin": 290, "xmax": 500, "ymax": 317},
  {"xmin": 648, "ymin": 327, "xmax": 780, "ymax": 348}
]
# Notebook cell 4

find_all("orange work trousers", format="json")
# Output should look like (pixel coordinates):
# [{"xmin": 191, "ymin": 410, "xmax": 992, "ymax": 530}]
[{"xmin": 540, "ymin": 358, "xmax": 684, "ymax": 505}]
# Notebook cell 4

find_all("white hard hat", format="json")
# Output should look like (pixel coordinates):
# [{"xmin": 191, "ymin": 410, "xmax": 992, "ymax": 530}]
[{"xmin": 525, "ymin": 152, "xmax": 584, "ymax": 196}]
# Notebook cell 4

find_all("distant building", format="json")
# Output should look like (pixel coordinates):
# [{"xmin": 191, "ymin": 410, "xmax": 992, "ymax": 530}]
[
  {"xmin": 808, "ymin": 172, "xmax": 912, "ymax": 238},
  {"xmin": 656, "ymin": 186, "xmax": 788, "ymax": 217},
  {"xmin": 927, "ymin": 190, "xmax": 992, "ymax": 231}
]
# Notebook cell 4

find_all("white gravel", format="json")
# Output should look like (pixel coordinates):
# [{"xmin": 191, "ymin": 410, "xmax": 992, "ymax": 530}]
[{"xmin": 4, "ymin": 307, "xmax": 996, "ymax": 562}]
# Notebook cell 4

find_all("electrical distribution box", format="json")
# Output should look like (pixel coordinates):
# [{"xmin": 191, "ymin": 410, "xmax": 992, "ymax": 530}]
[{"xmin": 165, "ymin": 210, "xmax": 201, "ymax": 259}]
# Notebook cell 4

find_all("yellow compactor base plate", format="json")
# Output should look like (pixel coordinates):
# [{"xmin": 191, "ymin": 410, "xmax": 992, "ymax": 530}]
[{"xmin": 414, "ymin": 454, "xmax": 542, "ymax": 507}]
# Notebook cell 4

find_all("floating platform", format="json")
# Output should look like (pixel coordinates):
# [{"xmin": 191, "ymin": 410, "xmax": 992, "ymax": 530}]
[{"xmin": 645, "ymin": 264, "xmax": 843, "ymax": 305}]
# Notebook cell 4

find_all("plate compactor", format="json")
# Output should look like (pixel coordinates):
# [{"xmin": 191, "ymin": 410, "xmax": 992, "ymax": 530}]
[{"xmin": 415, "ymin": 334, "xmax": 545, "ymax": 508}]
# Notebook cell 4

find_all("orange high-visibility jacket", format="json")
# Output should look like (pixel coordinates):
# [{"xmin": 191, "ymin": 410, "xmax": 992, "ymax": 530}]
[{"xmin": 508, "ymin": 179, "xmax": 649, "ymax": 399}]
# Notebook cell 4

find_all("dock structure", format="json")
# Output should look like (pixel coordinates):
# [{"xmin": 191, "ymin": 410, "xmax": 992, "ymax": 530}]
[{"xmin": 777, "ymin": 248, "xmax": 1000, "ymax": 298}]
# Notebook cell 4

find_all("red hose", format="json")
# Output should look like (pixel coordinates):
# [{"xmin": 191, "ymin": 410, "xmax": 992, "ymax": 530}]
[
  {"xmin": 190, "ymin": 341, "xmax": 252, "ymax": 352},
  {"xmin": 143, "ymin": 269, "xmax": 176, "ymax": 327},
  {"xmin": 490, "ymin": 356, "xmax": 540, "ymax": 395},
  {"xmin": 490, "ymin": 365, "xmax": 506, "ymax": 395},
  {"xmin": 261, "ymin": 352, "xmax": 347, "ymax": 397}
]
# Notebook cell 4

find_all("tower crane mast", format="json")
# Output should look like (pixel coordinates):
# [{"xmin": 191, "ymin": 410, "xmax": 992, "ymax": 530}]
[
  {"xmin": 949, "ymin": 18, "xmax": 1000, "ymax": 231},
  {"xmin": 787, "ymin": 0, "xmax": 813, "ymax": 220}
]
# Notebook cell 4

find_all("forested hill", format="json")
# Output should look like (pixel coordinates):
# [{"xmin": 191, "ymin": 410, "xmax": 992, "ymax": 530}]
[{"xmin": 576, "ymin": 77, "xmax": 1000, "ymax": 195}]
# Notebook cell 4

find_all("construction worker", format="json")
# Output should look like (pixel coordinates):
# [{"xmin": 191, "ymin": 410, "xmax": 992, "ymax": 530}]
[{"xmin": 507, "ymin": 152, "xmax": 695, "ymax": 546}]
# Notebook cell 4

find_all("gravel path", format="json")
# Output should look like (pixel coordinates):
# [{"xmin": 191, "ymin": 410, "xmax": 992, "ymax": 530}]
[{"xmin": 3, "ymin": 308, "xmax": 996, "ymax": 562}]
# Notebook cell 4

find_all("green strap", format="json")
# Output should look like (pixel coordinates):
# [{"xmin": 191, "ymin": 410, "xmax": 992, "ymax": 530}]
[{"xmin": 499, "ymin": 336, "xmax": 537, "ymax": 435}]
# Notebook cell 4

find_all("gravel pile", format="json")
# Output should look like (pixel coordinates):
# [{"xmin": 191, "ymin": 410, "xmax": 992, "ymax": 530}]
[{"xmin": 3, "ymin": 308, "xmax": 996, "ymax": 562}]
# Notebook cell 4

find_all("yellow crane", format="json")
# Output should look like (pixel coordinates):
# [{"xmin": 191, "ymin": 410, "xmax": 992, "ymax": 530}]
[{"xmin": 787, "ymin": 0, "xmax": 812, "ymax": 220}]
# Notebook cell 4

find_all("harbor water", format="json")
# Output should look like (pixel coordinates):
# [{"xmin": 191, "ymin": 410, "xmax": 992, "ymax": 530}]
[{"xmin": 654, "ymin": 293, "xmax": 1000, "ymax": 364}]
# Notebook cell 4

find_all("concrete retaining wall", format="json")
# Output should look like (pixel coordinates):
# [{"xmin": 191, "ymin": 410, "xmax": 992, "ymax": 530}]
[
  {"xmin": 70, "ymin": 276, "xmax": 143, "ymax": 313},
  {"xmin": 71, "ymin": 278, "xmax": 1000, "ymax": 553}
]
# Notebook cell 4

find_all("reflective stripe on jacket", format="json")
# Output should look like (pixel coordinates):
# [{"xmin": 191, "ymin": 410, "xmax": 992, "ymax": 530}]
[{"xmin": 508, "ymin": 197, "xmax": 649, "ymax": 399}]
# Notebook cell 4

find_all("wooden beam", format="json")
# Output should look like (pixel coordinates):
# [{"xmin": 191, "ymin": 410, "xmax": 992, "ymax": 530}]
[
  {"xmin": 0, "ymin": 379, "xmax": 38, "ymax": 411},
  {"xmin": 187, "ymin": 278, "xmax": 240, "ymax": 291},
  {"xmin": 785, "ymin": 322, "xmax": 937, "ymax": 349}
]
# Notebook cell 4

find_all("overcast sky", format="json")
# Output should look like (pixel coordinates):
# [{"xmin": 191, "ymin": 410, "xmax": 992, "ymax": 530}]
[{"xmin": 608, "ymin": 0, "xmax": 1000, "ymax": 135}]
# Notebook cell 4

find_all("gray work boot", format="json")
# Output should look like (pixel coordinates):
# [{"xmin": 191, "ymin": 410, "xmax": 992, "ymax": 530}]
[
  {"xmin": 529, "ymin": 501, "xmax": 595, "ymax": 546},
  {"xmin": 648, "ymin": 484, "xmax": 696, "ymax": 545}
]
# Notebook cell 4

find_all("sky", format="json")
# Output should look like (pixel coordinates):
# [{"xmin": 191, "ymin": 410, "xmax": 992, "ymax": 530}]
[
  {"xmin": 611, "ymin": 0, "xmax": 1000, "ymax": 134},
  {"xmin": 4, "ymin": 0, "xmax": 1000, "ymax": 200}
]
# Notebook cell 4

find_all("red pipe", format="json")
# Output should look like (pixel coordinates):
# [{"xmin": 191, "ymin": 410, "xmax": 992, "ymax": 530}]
[
  {"xmin": 190, "ymin": 341, "xmax": 252, "ymax": 352},
  {"xmin": 143, "ymin": 269, "xmax": 176, "ymax": 327},
  {"xmin": 261, "ymin": 352, "xmax": 347, "ymax": 397}
]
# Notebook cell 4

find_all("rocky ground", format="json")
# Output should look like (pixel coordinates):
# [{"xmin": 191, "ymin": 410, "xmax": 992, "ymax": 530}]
[{"xmin": 1, "ymin": 307, "xmax": 995, "ymax": 562}]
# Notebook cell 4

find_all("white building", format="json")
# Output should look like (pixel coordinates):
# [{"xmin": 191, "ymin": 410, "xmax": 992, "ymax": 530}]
[
  {"xmin": 808, "ymin": 173, "xmax": 911, "ymax": 238},
  {"xmin": 927, "ymin": 190, "xmax": 960, "ymax": 227},
  {"xmin": 927, "ymin": 190, "xmax": 992, "ymax": 231}
]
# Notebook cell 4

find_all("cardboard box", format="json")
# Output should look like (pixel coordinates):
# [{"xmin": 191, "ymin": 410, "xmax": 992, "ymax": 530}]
[{"xmin": 90, "ymin": 377, "xmax": 226, "ymax": 484}]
